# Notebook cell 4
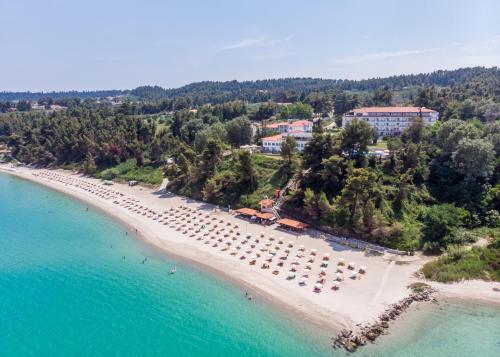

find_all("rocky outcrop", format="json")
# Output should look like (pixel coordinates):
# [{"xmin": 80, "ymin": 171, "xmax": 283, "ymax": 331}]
[{"xmin": 332, "ymin": 287, "xmax": 437, "ymax": 352}]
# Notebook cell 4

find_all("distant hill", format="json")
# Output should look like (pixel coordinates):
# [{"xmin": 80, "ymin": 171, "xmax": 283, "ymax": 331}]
[
  {"xmin": 0, "ymin": 89, "xmax": 126, "ymax": 102},
  {"xmin": 1, "ymin": 66, "xmax": 498, "ymax": 103}
]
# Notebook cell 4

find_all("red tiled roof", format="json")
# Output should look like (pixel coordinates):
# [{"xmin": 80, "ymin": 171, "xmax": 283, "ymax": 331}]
[
  {"xmin": 255, "ymin": 212, "xmax": 275, "ymax": 220},
  {"xmin": 290, "ymin": 120, "xmax": 313, "ymax": 126},
  {"xmin": 350, "ymin": 107, "xmax": 436, "ymax": 113},
  {"xmin": 262, "ymin": 134, "xmax": 283, "ymax": 142},
  {"xmin": 277, "ymin": 218, "xmax": 309, "ymax": 229},
  {"xmin": 266, "ymin": 121, "xmax": 288, "ymax": 128},
  {"xmin": 235, "ymin": 208, "xmax": 258, "ymax": 216}
]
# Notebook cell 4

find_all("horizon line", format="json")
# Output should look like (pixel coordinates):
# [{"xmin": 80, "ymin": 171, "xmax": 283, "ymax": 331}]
[{"xmin": 0, "ymin": 65, "xmax": 497, "ymax": 94}]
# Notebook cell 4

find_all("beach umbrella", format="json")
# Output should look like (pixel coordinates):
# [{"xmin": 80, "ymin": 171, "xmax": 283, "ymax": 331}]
[
  {"xmin": 348, "ymin": 262, "xmax": 356, "ymax": 269},
  {"xmin": 288, "ymin": 272, "xmax": 296, "ymax": 279},
  {"xmin": 359, "ymin": 266, "xmax": 367, "ymax": 273},
  {"xmin": 314, "ymin": 283, "xmax": 323, "ymax": 290}
]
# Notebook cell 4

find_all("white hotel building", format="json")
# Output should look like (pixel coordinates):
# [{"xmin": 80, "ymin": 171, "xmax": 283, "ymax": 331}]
[
  {"xmin": 261, "ymin": 120, "xmax": 313, "ymax": 153},
  {"xmin": 342, "ymin": 107, "xmax": 439, "ymax": 137}
]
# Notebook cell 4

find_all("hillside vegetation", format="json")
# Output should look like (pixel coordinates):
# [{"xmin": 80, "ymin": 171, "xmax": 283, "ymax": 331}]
[{"xmin": 1, "ymin": 67, "xmax": 499, "ymax": 262}]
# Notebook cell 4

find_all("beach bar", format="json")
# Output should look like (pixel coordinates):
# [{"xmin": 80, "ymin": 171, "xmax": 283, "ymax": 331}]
[
  {"xmin": 255, "ymin": 212, "xmax": 276, "ymax": 225},
  {"xmin": 276, "ymin": 218, "xmax": 308, "ymax": 232},
  {"xmin": 235, "ymin": 208, "xmax": 258, "ymax": 217},
  {"xmin": 235, "ymin": 208, "xmax": 276, "ymax": 225}
]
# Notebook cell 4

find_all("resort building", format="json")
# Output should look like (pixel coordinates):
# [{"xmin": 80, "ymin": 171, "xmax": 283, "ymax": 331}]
[
  {"xmin": 262, "ymin": 131, "xmax": 313, "ymax": 153},
  {"xmin": 262, "ymin": 120, "xmax": 314, "ymax": 153},
  {"xmin": 265, "ymin": 120, "xmax": 313, "ymax": 133},
  {"xmin": 342, "ymin": 107, "xmax": 439, "ymax": 137}
]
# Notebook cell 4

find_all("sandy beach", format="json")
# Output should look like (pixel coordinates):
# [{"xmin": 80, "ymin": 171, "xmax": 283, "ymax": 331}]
[{"xmin": 2, "ymin": 164, "xmax": 499, "ymax": 333}]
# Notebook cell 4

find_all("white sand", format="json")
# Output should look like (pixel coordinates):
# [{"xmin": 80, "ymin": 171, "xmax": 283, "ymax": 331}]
[
  {"xmin": 2, "ymin": 164, "xmax": 498, "ymax": 332},
  {"xmin": 429, "ymin": 280, "xmax": 500, "ymax": 305}
]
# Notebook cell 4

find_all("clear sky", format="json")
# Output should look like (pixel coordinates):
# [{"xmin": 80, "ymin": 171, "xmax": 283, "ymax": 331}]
[{"xmin": 1, "ymin": 0, "xmax": 499, "ymax": 91}]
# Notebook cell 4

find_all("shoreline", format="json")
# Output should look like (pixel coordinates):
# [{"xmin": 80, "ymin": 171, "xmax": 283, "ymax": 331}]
[
  {"xmin": 1, "ymin": 164, "xmax": 499, "ymax": 341},
  {"xmin": 0, "ymin": 166, "xmax": 345, "ymax": 334}
]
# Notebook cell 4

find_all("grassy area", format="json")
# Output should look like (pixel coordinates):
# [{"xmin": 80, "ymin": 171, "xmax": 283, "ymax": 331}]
[
  {"xmin": 212, "ymin": 153, "xmax": 283, "ymax": 209},
  {"xmin": 422, "ymin": 237, "xmax": 500, "ymax": 283},
  {"xmin": 368, "ymin": 140, "xmax": 388, "ymax": 150},
  {"xmin": 240, "ymin": 154, "xmax": 283, "ymax": 208},
  {"xmin": 95, "ymin": 159, "xmax": 163, "ymax": 185}
]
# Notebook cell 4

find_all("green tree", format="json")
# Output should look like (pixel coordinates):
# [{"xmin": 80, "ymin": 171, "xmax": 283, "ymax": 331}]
[
  {"xmin": 452, "ymin": 138, "xmax": 494, "ymax": 182},
  {"xmin": 303, "ymin": 188, "xmax": 319, "ymax": 221},
  {"xmin": 236, "ymin": 150, "xmax": 257, "ymax": 190},
  {"xmin": 320, "ymin": 155, "xmax": 348, "ymax": 196},
  {"xmin": 225, "ymin": 116, "xmax": 252, "ymax": 147},
  {"xmin": 335, "ymin": 168, "xmax": 378, "ymax": 230},
  {"xmin": 341, "ymin": 119, "xmax": 375, "ymax": 158},
  {"xmin": 421, "ymin": 204, "xmax": 468, "ymax": 252},
  {"xmin": 281, "ymin": 135, "xmax": 297, "ymax": 165},
  {"xmin": 200, "ymin": 140, "xmax": 222, "ymax": 181},
  {"xmin": 279, "ymin": 102, "xmax": 313, "ymax": 119},
  {"xmin": 82, "ymin": 153, "xmax": 97, "ymax": 174},
  {"xmin": 372, "ymin": 86, "xmax": 393, "ymax": 106}
]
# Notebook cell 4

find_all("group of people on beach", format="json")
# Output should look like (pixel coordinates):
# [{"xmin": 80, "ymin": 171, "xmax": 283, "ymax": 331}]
[{"xmin": 35, "ymin": 169, "xmax": 367, "ymax": 294}]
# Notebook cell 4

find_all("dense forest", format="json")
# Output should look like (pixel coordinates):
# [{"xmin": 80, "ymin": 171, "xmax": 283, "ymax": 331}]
[
  {"xmin": 1, "ymin": 66, "xmax": 499, "ymax": 282},
  {"xmin": 2, "ymin": 66, "xmax": 498, "ymax": 105}
]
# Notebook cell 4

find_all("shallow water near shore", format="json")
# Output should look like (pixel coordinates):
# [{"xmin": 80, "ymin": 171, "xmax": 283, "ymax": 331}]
[{"xmin": 1, "ymin": 172, "xmax": 499, "ymax": 356}]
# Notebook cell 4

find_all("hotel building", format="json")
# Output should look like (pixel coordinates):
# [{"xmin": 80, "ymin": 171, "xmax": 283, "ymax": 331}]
[
  {"xmin": 261, "ymin": 120, "xmax": 314, "ymax": 153},
  {"xmin": 342, "ymin": 107, "xmax": 439, "ymax": 137}
]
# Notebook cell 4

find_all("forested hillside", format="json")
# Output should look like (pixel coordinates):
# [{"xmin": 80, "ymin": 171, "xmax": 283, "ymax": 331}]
[
  {"xmin": 1, "ymin": 67, "xmax": 499, "ymax": 275},
  {"xmin": 2, "ymin": 66, "xmax": 498, "ymax": 105}
]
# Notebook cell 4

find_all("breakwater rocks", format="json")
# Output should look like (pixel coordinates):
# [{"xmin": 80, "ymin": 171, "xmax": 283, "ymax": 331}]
[{"xmin": 332, "ymin": 288, "xmax": 437, "ymax": 352}]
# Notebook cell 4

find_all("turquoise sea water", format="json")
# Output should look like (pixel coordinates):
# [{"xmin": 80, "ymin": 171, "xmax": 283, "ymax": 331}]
[{"xmin": 1, "ymin": 173, "xmax": 499, "ymax": 356}]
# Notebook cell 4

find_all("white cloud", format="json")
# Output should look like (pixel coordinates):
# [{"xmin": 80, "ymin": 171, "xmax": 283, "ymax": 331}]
[
  {"xmin": 330, "ymin": 48, "xmax": 439, "ymax": 64},
  {"xmin": 217, "ymin": 35, "xmax": 293, "ymax": 51},
  {"xmin": 218, "ymin": 37, "xmax": 268, "ymax": 50}
]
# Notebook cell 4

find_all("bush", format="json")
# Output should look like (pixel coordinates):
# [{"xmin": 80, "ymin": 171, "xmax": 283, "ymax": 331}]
[
  {"xmin": 422, "ymin": 243, "xmax": 500, "ymax": 283},
  {"xmin": 96, "ymin": 159, "xmax": 163, "ymax": 185},
  {"xmin": 420, "ymin": 204, "xmax": 469, "ymax": 252},
  {"xmin": 101, "ymin": 168, "xmax": 119, "ymax": 180}
]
